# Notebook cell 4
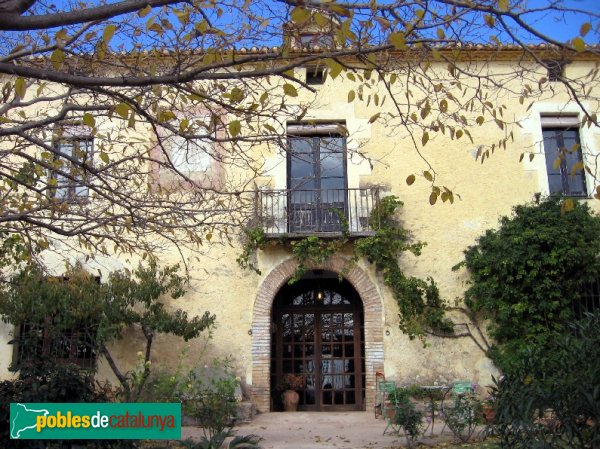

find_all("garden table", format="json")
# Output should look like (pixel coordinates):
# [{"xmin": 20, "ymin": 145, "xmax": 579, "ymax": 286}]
[{"xmin": 419, "ymin": 385, "xmax": 451, "ymax": 435}]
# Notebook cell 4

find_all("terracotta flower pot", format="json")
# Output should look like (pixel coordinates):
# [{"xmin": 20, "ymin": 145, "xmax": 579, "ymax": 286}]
[
  {"xmin": 483, "ymin": 404, "xmax": 496, "ymax": 423},
  {"xmin": 282, "ymin": 389, "xmax": 300, "ymax": 412}
]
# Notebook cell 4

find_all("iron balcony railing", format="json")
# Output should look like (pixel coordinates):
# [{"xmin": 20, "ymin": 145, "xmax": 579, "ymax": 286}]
[{"xmin": 256, "ymin": 188, "xmax": 381, "ymax": 237}]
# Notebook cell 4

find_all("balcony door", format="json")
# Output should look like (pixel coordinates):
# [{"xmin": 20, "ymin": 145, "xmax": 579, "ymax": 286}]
[
  {"xmin": 271, "ymin": 276, "xmax": 365, "ymax": 411},
  {"xmin": 287, "ymin": 124, "xmax": 347, "ymax": 232}
]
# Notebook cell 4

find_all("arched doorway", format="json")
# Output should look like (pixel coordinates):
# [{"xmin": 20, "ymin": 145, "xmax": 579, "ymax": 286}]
[
  {"xmin": 250, "ymin": 255, "xmax": 383, "ymax": 413},
  {"xmin": 270, "ymin": 271, "xmax": 365, "ymax": 411}
]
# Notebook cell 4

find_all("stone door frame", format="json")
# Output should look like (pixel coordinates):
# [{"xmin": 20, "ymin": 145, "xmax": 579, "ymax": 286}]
[{"xmin": 250, "ymin": 256, "xmax": 384, "ymax": 412}]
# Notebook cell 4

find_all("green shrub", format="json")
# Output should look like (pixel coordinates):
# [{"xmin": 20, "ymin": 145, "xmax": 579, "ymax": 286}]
[
  {"xmin": 0, "ymin": 361, "xmax": 130, "ymax": 449},
  {"xmin": 457, "ymin": 197, "xmax": 600, "ymax": 353},
  {"xmin": 388, "ymin": 387, "xmax": 424, "ymax": 448},
  {"xmin": 143, "ymin": 358, "xmax": 239, "ymax": 441},
  {"xmin": 442, "ymin": 392, "xmax": 483, "ymax": 442},
  {"xmin": 493, "ymin": 311, "xmax": 600, "ymax": 449}
]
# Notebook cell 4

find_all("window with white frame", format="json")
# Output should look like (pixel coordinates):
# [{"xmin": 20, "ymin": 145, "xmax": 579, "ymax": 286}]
[
  {"xmin": 163, "ymin": 115, "xmax": 213, "ymax": 174},
  {"xmin": 50, "ymin": 134, "xmax": 93, "ymax": 201},
  {"xmin": 541, "ymin": 116, "xmax": 587, "ymax": 197},
  {"xmin": 156, "ymin": 114, "xmax": 223, "ymax": 188}
]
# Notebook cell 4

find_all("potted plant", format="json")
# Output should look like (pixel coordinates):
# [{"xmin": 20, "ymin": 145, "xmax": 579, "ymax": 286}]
[
  {"xmin": 278, "ymin": 373, "xmax": 304, "ymax": 412},
  {"xmin": 482, "ymin": 394, "xmax": 496, "ymax": 423}
]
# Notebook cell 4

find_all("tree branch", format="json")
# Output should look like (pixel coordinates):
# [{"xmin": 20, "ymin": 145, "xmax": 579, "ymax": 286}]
[{"xmin": 0, "ymin": 0, "xmax": 181, "ymax": 31}]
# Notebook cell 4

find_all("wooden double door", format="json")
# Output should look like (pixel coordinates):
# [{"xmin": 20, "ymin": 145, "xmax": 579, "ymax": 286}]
[{"xmin": 271, "ymin": 277, "xmax": 365, "ymax": 411}]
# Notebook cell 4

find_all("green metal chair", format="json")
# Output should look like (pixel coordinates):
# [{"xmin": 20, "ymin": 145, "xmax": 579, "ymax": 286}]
[
  {"xmin": 382, "ymin": 385, "xmax": 403, "ymax": 435},
  {"xmin": 374, "ymin": 371, "xmax": 396, "ymax": 419},
  {"xmin": 451, "ymin": 380, "xmax": 474, "ymax": 395}
]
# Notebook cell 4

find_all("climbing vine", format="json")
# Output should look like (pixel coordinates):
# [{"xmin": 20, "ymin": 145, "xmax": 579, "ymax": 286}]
[
  {"xmin": 238, "ymin": 195, "xmax": 454, "ymax": 341},
  {"xmin": 236, "ymin": 226, "xmax": 267, "ymax": 274}
]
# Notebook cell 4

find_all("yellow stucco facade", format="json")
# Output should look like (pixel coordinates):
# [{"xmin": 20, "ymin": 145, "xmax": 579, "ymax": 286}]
[{"xmin": 1, "ymin": 51, "xmax": 599, "ymax": 412}]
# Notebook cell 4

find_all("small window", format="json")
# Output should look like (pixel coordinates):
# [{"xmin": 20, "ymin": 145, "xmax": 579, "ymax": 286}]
[
  {"xmin": 299, "ymin": 33, "xmax": 334, "ymax": 49},
  {"xmin": 16, "ymin": 319, "xmax": 98, "ymax": 369},
  {"xmin": 541, "ymin": 117, "xmax": 586, "ymax": 197},
  {"xmin": 155, "ymin": 113, "xmax": 224, "ymax": 189},
  {"xmin": 13, "ymin": 276, "xmax": 100, "ymax": 369},
  {"xmin": 50, "ymin": 136, "xmax": 93, "ymax": 201},
  {"xmin": 544, "ymin": 60, "xmax": 565, "ymax": 82},
  {"xmin": 164, "ymin": 124, "xmax": 213, "ymax": 175},
  {"xmin": 306, "ymin": 67, "xmax": 326, "ymax": 85},
  {"xmin": 573, "ymin": 280, "xmax": 600, "ymax": 320}
]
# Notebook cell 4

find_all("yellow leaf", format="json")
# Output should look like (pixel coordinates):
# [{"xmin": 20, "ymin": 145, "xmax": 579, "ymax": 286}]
[
  {"xmin": 429, "ymin": 191, "xmax": 438, "ymax": 205},
  {"xmin": 82, "ymin": 113, "xmax": 95, "ymax": 128},
  {"xmin": 55, "ymin": 29, "xmax": 68, "ymax": 42},
  {"xmin": 476, "ymin": 116, "xmax": 484, "ymax": 126},
  {"xmin": 436, "ymin": 28, "xmax": 445, "ymax": 40},
  {"xmin": 572, "ymin": 37, "xmax": 585, "ymax": 52},
  {"xmin": 50, "ymin": 49, "xmax": 65, "ymax": 69},
  {"xmin": 562, "ymin": 198, "xmax": 574, "ymax": 213},
  {"xmin": 96, "ymin": 41, "xmax": 107, "ymax": 60},
  {"xmin": 14, "ymin": 77, "xmax": 26, "ymax": 99},
  {"xmin": 440, "ymin": 99, "xmax": 448, "ymax": 113},
  {"xmin": 138, "ymin": 5, "xmax": 152, "ymax": 17},
  {"xmin": 290, "ymin": 7, "xmax": 311, "ymax": 25},
  {"xmin": 388, "ymin": 32, "xmax": 407, "ymax": 50},
  {"xmin": 229, "ymin": 120, "xmax": 241, "ymax": 137},
  {"xmin": 115, "ymin": 103, "xmax": 129, "ymax": 118},
  {"xmin": 580, "ymin": 22, "xmax": 591, "ymax": 37},
  {"xmin": 314, "ymin": 12, "xmax": 328, "ymax": 28},
  {"xmin": 406, "ymin": 174, "xmax": 416, "ymax": 186},
  {"xmin": 570, "ymin": 161, "xmax": 584, "ymax": 176},
  {"xmin": 348, "ymin": 90, "xmax": 355, "ymax": 103},
  {"xmin": 325, "ymin": 59, "xmax": 343, "ymax": 79},
  {"xmin": 174, "ymin": 9, "xmax": 190, "ymax": 25},
  {"xmin": 498, "ymin": 0, "xmax": 509, "ymax": 12},
  {"xmin": 99, "ymin": 152, "xmax": 109, "ymax": 164},
  {"xmin": 195, "ymin": 20, "xmax": 209, "ymax": 35},
  {"xmin": 423, "ymin": 171, "xmax": 433, "ymax": 182},
  {"xmin": 103, "ymin": 24, "xmax": 117, "ymax": 44},
  {"xmin": 368, "ymin": 113, "xmax": 380, "ymax": 124},
  {"xmin": 422, "ymin": 132, "xmax": 429, "ymax": 146},
  {"xmin": 283, "ymin": 83, "xmax": 298, "ymax": 97},
  {"xmin": 553, "ymin": 157, "xmax": 562, "ymax": 171},
  {"xmin": 158, "ymin": 110, "xmax": 175, "ymax": 122},
  {"xmin": 179, "ymin": 118, "xmax": 189, "ymax": 133}
]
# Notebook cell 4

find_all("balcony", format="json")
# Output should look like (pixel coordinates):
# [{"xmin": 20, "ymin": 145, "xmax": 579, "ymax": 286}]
[{"xmin": 255, "ymin": 188, "xmax": 381, "ymax": 238}]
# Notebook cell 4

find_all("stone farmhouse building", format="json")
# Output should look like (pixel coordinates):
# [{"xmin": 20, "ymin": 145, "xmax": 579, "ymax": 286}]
[{"xmin": 1, "ymin": 18, "xmax": 599, "ymax": 415}]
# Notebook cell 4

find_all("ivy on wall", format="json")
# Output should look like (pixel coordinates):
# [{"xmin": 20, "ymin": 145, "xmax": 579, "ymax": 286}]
[{"xmin": 238, "ymin": 195, "xmax": 454, "ymax": 341}]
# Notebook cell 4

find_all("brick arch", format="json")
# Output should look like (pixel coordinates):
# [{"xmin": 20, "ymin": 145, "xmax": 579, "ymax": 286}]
[{"xmin": 250, "ymin": 255, "xmax": 384, "ymax": 412}]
